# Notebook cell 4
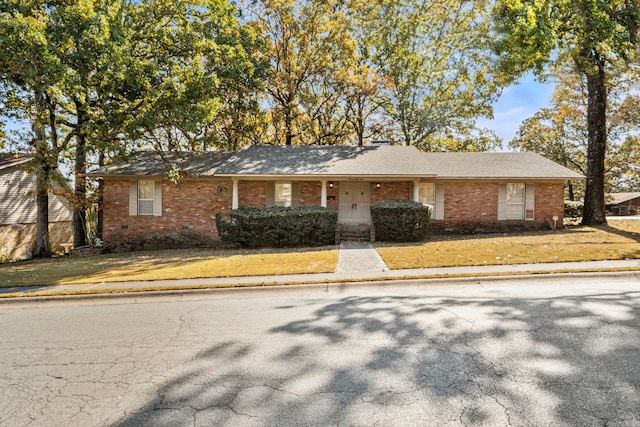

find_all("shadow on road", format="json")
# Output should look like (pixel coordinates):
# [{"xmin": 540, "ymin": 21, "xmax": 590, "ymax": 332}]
[{"xmin": 115, "ymin": 289, "xmax": 640, "ymax": 425}]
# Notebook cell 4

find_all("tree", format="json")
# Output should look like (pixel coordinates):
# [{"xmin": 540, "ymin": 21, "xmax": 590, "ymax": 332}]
[
  {"xmin": 2, "ymin": 0, "xmax": 264, "ymax": 250},
  {"xmin": 368, "ymin": 0, "xmax": 501, "ymax": 150},
  {"xmin": 512, "ymin": 71, "xmax": 640, "ymax": 201},
  {"xmin": 246, "ymin": 0, "xmax": 354, "ymax": 145},
  {"xmin": 0, "ymin": 2, "xmax": 69, "ymax": 257},
  {"xmin": 493, "ymin": 0, "xmax": 640, "ymax": 225},
  {"xmin": 339, "ymin": 0, "xmax": 391, "ymax": 146}
]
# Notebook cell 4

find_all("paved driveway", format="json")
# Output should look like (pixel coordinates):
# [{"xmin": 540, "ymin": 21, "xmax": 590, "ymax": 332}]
[{"xmin": 1, "ymin": 274, "xmax": 640, "ymax": 426}]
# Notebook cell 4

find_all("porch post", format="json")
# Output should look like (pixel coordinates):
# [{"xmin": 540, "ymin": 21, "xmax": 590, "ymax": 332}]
[
  {"xmin": 413, "ymin": 180, "xmax": 420, "ymax": 202},
  {"xmin": 321, "ymin": 180, "xmax": 327, "ymax": 208},
  {"xmin": 232, "ymin": 178, "xmax": 239, "ymax": 209}
]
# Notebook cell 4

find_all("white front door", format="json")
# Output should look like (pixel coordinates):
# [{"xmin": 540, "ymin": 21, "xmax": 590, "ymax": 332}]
[{"xmin": 339, "ymin": 182, "xmax": 371, "ymax": 223}]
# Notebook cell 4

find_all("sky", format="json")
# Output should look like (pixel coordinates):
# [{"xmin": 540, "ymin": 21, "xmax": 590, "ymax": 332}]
[{"xmin": 477, "ymin": 73, "xmax": 555, "ymax": 149}]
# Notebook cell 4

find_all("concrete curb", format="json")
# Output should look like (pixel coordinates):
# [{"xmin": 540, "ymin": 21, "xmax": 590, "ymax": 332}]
[{"xmin": 1, "ymin": 270, "xmax": 639, "ymax": 305}]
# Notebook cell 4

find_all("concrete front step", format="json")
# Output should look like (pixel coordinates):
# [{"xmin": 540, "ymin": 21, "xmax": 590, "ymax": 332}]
[{"xmin": 335, "ymin": 224, "xmax": 375, "ymax": 243}]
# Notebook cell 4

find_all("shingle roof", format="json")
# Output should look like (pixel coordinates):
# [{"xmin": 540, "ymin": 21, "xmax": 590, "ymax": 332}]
[
  {"xmin": 606, "ymin": 192, "xmax": 640, "ymax": 204},
  {"xmin": 90, "ymin": 146, "xmax": 584, "ymax": 180},
  {"xmin": 420, "ymin": 152, "xmax": 584, "ymax": 180},
  {"xmin": 89, "ymin": 151, "xmax": 234, "ymax": 177},
  {"xmin": 0, "ymin": 154, "xmax": 33, "ymax": 171},
  {"xmin": 215, "ymin": 145, "xmax": 437, "ymax": 177}
]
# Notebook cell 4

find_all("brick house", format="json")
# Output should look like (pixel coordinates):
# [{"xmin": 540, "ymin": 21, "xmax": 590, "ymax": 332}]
[
  {"xmin": 90, "ymin": 145, "xmax": 583, "ymax": 248},
  {"xmin": 606, "ymin": 192, "xmax": 640, "ymax": 216}
]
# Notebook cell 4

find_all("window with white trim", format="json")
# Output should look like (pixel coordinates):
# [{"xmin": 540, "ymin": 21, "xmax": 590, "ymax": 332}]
[
  {"xmin": 274, "ymin": 182, "xmax": 292, "ymax": 207},
  {"xmin": 506, "ymin": 183, "xmax": 525, "ymax": 220},
  {"xmin": 418, "ymin": 182, "xmax": 435, "ymax": 205},
  {"xmin": 137, "ymin": 180, "xmax": 155, "ymax": 215},
  {"xmin": 418, "ymin": 182, "xmax": 436, "ymax": 218}
]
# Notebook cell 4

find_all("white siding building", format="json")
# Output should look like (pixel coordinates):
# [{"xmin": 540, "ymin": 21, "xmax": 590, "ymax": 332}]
[{"xmin": 0, "ymin": 154, "xmax": 73, "ymax": 261}]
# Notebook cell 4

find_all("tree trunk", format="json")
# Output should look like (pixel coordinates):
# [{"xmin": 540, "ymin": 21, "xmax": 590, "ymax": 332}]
[
  {"xmin": 32, "ymin": 92, "xmax": 50, "ymax": 258},
  {"xmin": 356, "ymin": 97, "xmax": 364, "ymax": 146},
  {"xmin": 567, "ymin": 180, "xmax": 574, "ymax": 202},
  {"xmin": 285, "ymin": 113, "xmax": 293, "ymax": 146},
  {"xmin": 96, "ymin": 151, "xmax": 105, "ymax": 240},
  {"xmin": 73, "ymin": 102, "xmax": 88, "ymax": 246},
  {"xmin": 582, "ymin": 69, "xmax": 608, "ymax": 225},
  {"xmin": 34, "ymin": 171, "xmax": 50, "ymax": 258}
]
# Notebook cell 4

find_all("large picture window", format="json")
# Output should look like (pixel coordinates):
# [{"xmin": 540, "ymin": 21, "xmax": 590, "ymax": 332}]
[{"xmin": 506, "ymin": 183, "xmax": 525, "ymax": 220}]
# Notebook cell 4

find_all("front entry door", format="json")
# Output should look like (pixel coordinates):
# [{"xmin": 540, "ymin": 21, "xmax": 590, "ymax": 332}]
[{"xmin": 339, "ymin": 182, "xmax": 371, "ymax": 223}]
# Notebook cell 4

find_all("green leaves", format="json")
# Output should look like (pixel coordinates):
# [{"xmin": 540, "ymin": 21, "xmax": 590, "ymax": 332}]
[{"xmin": 494, "ymin": 0, "xmax": 640, "ymax": 77}]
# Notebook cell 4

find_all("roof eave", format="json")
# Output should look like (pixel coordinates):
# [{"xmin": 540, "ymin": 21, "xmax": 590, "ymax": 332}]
[
  {"xmin": 0, "ymin": 158, "xmax": 32, "ymax": 171},
  {"xmin": 215, "ymin": 173, "xmax": 439, "ymax": 180}
]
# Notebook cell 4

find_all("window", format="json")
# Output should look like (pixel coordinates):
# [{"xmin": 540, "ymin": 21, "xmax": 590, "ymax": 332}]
[
  {"xmin": 418, "ymin": 183, "xmax": 435, "ymax": 206},
  {"xmin": 416, "ymin": 182, "xmax": 444, "ymax": 220},
  {"xmin": 137, "ymin": 180, "xmax": 155, "ymax": 215},
  {"xmin": 506, "ymin": 183, "xmax": 525, "ymax": 220},
  {"xmin": 274, "ymin": 182, "xmax": 292, "ymax": 207},
  {"xmin": 129, "ymin": 180, "xmax": 161, "ymax": 216}
]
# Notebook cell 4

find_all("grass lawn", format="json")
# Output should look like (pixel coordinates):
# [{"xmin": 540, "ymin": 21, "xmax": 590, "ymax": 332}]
[
  {"xmin": 375, "ymin": 220, "xmax": 640, "ymax": 270},
  {"xmin": 0, "ymin": 247, "xmax": 338, "ymax": 288}
]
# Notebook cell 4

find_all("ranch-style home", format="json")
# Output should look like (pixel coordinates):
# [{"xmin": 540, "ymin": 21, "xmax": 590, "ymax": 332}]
[{"xmin": 90, "ymin": 145, "xmax": 583, "ymax": 248}]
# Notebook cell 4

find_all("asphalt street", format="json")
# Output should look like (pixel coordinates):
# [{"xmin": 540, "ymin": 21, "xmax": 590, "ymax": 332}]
[{"xmin": 1, "ymin": 274, "xmax": 640, "ymax": 426}]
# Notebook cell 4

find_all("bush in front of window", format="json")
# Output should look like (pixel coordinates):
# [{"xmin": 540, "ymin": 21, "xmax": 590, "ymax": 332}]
[
  {"xmin": 370, "ymin": 200, "xmax": 431, "ymax": 242},
  {"xmin": 216, "ymin": 207, "xmax": 338, "ymax": 248},
  {"xmin": 564, "ymin": 200, "xmax": 583, "ymax": 219}
]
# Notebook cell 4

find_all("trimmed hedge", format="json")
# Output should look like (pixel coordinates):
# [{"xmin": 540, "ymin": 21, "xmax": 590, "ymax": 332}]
[
  {"xmin": 564, "ymin": 200, "xmax": 583, "ymax": 218},
  {"xmin": 216, "ymin": 206, "xmax": 338, "ymax": 248},
  {"xmin": 370, "ymin": 200, "xmax": 430, "ymax": 242}
]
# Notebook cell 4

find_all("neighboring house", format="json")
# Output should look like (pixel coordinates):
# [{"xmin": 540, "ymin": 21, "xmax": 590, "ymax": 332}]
[
  {"xmin": 90, "ymin": 145, "xmax": 583, "ymax": 248},
  {"xmin": 0, "ymin": 154, "xmax": 73, "ymax": 261},
  {"xmin": 606, "ymin": 192, "xmax": 640, "ymax": 216}
]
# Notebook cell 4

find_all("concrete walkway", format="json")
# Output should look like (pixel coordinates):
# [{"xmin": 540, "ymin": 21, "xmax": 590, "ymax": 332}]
[
  {"xmin": 1, "ymin": 249, "xmax": 640, "ymax": 299},
  {"xmin": 336, "ymin": 242, "xmax": 388, "ymax": 274}
]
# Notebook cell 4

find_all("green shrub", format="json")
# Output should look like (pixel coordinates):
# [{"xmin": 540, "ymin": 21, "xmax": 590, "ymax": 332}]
[
  {"xmin": 564, "ymin": 200, "xmax": 583, "ymax": 218},
  {"xmin": 370, "ymin": 200, "xmax": 430, "ymax": 242},
  {"xmin": 216, "ymin": 206, "xmax": 338, "ymax": 248}
]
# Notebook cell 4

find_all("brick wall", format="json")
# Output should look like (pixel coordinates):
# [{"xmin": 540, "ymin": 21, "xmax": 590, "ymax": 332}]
[
  {"xmin": 103, "ymin": 178, "xmax": 568, "ymax": 248},
  {"xmin": 535, "ymin": 183, "xmax": 565, "ymax": 226},
  {"xmin": 371, "ymin": 181, "xmax": 411, "ymax": 204},
  {"xmin": 238, "ymin": 181, "xmax": 266, "ymax": 208},
  {"xmin": 327, "ymin": 182, "xmax": 339, "ymax": 210},
  {"xmin": 300, "ymin": 181, "xmax": 321, "ymax": 206},
  {"xmin": 443, "ymin": 182, "xmax": 499, "ymax": 222},
  {"xmin": 429, "ymin": 181, "xmax": 565, "ymax": 234},
  {"xmin": 103, "ymin": 179, "xmax": 233, "ymax": 249}
]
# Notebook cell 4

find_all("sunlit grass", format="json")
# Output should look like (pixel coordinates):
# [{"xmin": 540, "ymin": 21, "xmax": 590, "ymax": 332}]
[
  {"xmin": 375, "ymin": 221, "xmax": 640, "ymax": 270},
  {"xmin": 0, "ymin": 247, "xmax": 338, "ymax": 287}
]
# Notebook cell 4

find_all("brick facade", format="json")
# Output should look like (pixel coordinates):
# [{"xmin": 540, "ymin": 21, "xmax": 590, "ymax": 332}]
[
  {"xmin": 103, "ymin": 178, "xmax": 233, "ymax": 250},
  {"xmin": 429, "ymin": 181, "xmax": 564, "ymax": 233},
  {"xmin": 371, "ymin": 181, "xmax": 411, "ymax": 204},
  {"xmin": 238, "ymin": 181, "xmax": 266, "ymax": 208},
  {"xmin": 102, "ymin": 177, "xmax": 567, "ymax": 248},
  {"xmin": 300, "ymin": 181, "xmax": 321, "ymax": 206}
]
